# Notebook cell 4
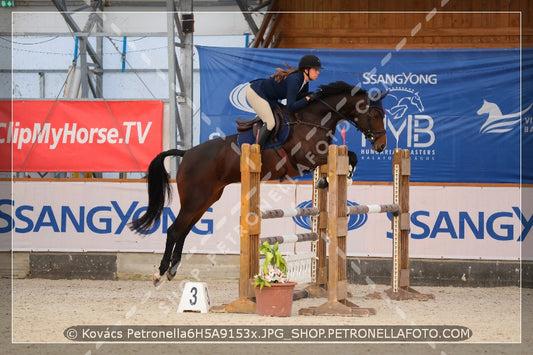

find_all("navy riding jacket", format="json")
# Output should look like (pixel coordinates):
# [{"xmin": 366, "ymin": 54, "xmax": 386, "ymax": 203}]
[{"xmin": 250, "ymin": 71, "xmax": 309, "ymax": 111}]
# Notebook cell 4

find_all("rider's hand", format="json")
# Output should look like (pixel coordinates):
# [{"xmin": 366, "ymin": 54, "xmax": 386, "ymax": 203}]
[{"xmin": 307, "ymin": 90, "xmax": 322, "ymax": 102}]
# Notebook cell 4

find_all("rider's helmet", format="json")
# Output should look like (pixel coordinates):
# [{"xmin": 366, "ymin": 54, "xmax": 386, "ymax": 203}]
[{"xmin": 298, "ymin": 54, "xmax": 323, "ymax": 70}]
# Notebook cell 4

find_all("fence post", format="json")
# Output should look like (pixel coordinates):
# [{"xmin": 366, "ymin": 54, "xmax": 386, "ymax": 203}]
[
  {"xmin": 300, "ymin": 145, "xmax": 375, "ymax": 316},
  {"xmin": 306, "ymin": 164, "xmax": 328, "ymax": 297},
  {"xmin": 385, "ymin": 148, "xmax": 434, "ymax": 300},
  {"xmin": 221, "ymin": 143, "xmax": 261, "ymax": 313}
]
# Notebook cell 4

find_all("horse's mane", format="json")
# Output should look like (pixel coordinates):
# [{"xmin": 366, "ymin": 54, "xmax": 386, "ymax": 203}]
[{"xmin": 318, "ymin": 81, "xmax": 367, "ymax": 97}]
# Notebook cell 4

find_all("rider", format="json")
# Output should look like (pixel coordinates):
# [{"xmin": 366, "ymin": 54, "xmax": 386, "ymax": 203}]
[{"xmin": 246, "ymin": 54, "xmax": 323, "ymax": 149}]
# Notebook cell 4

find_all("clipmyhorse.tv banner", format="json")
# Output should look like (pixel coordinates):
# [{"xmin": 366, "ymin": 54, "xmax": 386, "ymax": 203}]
[
  {"xmin": 0, "ymin": 100, "xmax": 163, "ymax": 172},
  {"xmin": 197, "ymin": 46, "xmax": 532, "ymax": 184}
]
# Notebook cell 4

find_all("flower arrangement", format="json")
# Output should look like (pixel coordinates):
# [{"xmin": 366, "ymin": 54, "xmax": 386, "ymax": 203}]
[{"xmin": 254, "ymin": 241, "xmax": 289, "ymax": 290}]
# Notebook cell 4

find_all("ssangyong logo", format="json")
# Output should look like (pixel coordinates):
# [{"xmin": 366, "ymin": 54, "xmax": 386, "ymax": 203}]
[
  {"xmin": 362, "ymin": 72, "xmax": 438, "ymax": 86},
  {"xmin": 292, "ymin": 200, "xmax": 367, "ymax": 231},
  {"xmin": 477, "ymin": 100, "xmax": 531, "ymax": 134}
]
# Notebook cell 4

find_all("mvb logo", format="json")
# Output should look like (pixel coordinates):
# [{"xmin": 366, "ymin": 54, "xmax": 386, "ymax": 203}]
[
  {"xmin": 477, "ymin": 100, "xmax": 532, "ymax": 134},
  {"xmin": 364, "ymin": 87, "xmax": 435, "ymax": 149},
  {"xmin": 292, "ymin": 200, "xmax": 367, "ymax": 231}
]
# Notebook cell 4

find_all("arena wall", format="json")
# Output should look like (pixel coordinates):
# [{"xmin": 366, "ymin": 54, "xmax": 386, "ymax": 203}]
[
  {"xmin": 3, "ymin": 180, "xmax": 531, "ymax": 287},
  {"xmin": 258, "ymin": 0, "xmax": 531, "ymax": 49},
  {"xmin": 5, "ymin": 252, "xmax": 531, "ymax": 288}
]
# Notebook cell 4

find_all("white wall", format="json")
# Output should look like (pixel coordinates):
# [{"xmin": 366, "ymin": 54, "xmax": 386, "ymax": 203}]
[{"xmin": 6, "ymin": 180, "xmax": 530, "ymax": 260}]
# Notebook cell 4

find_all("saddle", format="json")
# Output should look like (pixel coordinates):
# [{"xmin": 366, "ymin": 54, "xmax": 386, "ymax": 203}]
[
  {"xmin": 235, "ymin": 105, "xmax": 285, "ymax": 139},
  {"xmin": 235, "ymin": 105, "xmax": 298, "ymax": 178}
]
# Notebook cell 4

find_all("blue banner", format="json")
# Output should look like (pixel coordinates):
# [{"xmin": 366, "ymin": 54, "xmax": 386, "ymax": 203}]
[{"xmin": 197, "ymin": 46, "xmax": 532, "ymax": 183}]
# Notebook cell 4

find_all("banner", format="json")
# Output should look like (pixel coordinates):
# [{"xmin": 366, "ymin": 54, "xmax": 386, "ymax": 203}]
[
  {"xmin": 0, "ymin": 100, "xmax": 163, "ymax": 172},
  {"xmin": 3, "ymin": 181, "xmax": 530, "ymax": 260},
  {"xmin": 197, "ymin": 46, "xmax": 532, "ymax": 184}
]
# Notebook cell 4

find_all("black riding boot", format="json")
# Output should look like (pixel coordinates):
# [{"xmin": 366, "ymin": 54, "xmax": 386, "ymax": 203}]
[{"xmin": 257, "ymin": 123, "xmax": 272, "ymax": 150}]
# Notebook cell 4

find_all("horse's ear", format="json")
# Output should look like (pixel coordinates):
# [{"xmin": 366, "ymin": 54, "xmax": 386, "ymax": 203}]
[{"xmin": 370, "ymin": 90, "xmax": 389, "ymax": 102}]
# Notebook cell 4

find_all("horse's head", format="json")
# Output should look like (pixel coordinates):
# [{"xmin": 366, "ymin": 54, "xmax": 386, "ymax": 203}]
[
  {"xmin": 476, "ymin": 99, "xmax": 494, "ymax": 115},
  {"xmin": 364, "ymin": 90, "xmax": 389, "ymax": 152},
  {"xmin": 317, "ymin": 82, "xmax": 388, "ymax": 152}
]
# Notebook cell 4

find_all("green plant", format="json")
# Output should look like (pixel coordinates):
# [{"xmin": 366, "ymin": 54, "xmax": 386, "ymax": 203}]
[{"xmin": 254, "ymin": 241, "xmax": 288, "ymax": 290}]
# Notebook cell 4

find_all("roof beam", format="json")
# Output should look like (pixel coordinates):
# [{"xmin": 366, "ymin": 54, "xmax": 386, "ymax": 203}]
[{"xmin": 51, "ymin": 0, "xmax": 103, "ymax": 68}]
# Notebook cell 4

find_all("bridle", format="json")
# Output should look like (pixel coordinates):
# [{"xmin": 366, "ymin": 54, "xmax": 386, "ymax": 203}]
[{"xmin": 316, "ymin": 96, "xmax": 386, "ymax": 145}]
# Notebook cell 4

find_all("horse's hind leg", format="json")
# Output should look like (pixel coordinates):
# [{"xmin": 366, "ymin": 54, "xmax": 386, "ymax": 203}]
[
  {"xmin": 165, "ymin": 186, "xmax": 225, "ymax": 282},
  {"xmin": 154, "ymin": 225, "xmax": 189, "ymax": 286},
  {"xmin": 153, "ymin": 236, "xmax": 175, "ymax": 286},
  {"xmin": 153, "ymin": 210, "xmax": 194, "ymax": 286},
  {"xmin": 165, "ymin": 219, "xmax": 193, "ymax": 281},
  {"xmin": 158, "ymin": 205, "xmax": 211, "ymax": 283}
]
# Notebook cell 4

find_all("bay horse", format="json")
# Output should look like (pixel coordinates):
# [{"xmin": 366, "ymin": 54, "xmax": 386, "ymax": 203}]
[{"xmin": 130, "ymin": 81, "xmax": 389, "ymax": 286}]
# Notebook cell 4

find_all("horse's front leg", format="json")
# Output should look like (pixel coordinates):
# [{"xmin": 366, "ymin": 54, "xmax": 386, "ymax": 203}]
[
  {"xmin": 347, "ymin": 150, "xmax": 358, "ymax": 179},
  {"xmin": 315, "ymin": 150, "xmax": 358, "ymax": 189}
]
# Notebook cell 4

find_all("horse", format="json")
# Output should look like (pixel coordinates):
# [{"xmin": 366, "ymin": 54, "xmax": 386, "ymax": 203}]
[{"xmin": 129, "ymin": 81, "xmax": 389, "ymax": 286}]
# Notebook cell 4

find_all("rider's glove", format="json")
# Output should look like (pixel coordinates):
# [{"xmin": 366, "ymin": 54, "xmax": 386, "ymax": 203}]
[{"xmin": 308, "ymin": 90, "xmax": 322, "ymax": 102}]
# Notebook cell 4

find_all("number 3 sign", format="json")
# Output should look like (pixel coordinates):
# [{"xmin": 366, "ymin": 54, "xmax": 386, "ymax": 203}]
[{"xmin": 178, "ymin": 282, "xmax": 211, "ymax": 313}]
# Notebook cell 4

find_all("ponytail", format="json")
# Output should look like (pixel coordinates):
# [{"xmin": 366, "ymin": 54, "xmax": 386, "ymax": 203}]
[{"xmin": 270, "ymin": 63, "xmax": 300, "ymax": 83}]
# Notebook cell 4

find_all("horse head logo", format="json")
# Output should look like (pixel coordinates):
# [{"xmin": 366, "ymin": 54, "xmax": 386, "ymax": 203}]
[
  {"xmin": 387, "ymin": 87, "xmax": 425, "ymax": 120},
  {"xmin": 410, "ymin": 92, "xmax": 424, "ymax": 112},
  {"xmin": 477, "ymin": 99, "xmax": 530, "ymax": 134}
]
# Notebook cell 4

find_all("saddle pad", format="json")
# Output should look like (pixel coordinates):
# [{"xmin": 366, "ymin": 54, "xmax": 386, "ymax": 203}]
[{"xmin": 237, "ymin": 121, "xmax": 290, "ymax": 149}]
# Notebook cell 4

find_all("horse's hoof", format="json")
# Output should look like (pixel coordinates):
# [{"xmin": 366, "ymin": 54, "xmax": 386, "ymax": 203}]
[
  {"xmin": 153, "ymin": 273, "xmax": 164, "ymax": 287},
  {"xmin": 166, "ymin": 270, "xmax": 176, "ymax": 281},
  {"xmin": 315, "ymin": 177, "xmax": 328, "ymax": 189},
  {"xmin": 167, "ymin": 261, "xmax": 180, "ymax": 281}
]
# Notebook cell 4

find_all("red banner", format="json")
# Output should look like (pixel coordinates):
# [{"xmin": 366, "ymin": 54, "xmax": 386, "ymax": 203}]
[{"xmin": 0, "ymin": 100, "xmax": 163, "ymax": 172}]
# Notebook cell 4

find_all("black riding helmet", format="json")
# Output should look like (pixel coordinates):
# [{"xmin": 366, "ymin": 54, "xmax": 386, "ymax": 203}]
[{"xmin": 298, "ymin": 54, "xmax": 323, "ymax": 70}]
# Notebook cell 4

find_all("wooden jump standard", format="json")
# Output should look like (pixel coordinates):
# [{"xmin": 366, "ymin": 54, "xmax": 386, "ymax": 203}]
[
  {"xmin": 300, "ymin": 145, "xmax": 433, "ymax": 317},
  {"xmin": 215, "ymin": 143, "xmax": 430, "ymax": 315},
  {"xmin": 300, "ymin": 145, "xmax": 376, "ymax": 316},
  {"xmin": 215, "ymin": 143, "xmax": 327, "ymax": 313}
]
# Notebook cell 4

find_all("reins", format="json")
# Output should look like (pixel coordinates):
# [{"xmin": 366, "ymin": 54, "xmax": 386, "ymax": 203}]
[
  {"xmin": 314, "ymin": 96, "xmax": 386, "ymax": 144},
  {"xmin": 287, "ymin": 116, "xmax": 330, "ymax": 131}
]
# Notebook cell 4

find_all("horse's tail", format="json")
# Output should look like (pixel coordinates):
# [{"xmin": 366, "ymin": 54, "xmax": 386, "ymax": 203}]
[{"xmin": 129, "ymin": 149, "xmax": 185, "ymax": 233}]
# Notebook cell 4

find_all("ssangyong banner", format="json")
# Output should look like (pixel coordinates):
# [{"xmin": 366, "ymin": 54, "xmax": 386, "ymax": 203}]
[
  {"xmin": 3, "ymin": 181, "xmax": 531, "ymax": 260},
  {"xmin": 0, "ymin": 100, "xmax": 163, "ymax": 172},
  {"xmin": 197, "ymin": 46, "xmax": 533, "ymax": 184}
]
